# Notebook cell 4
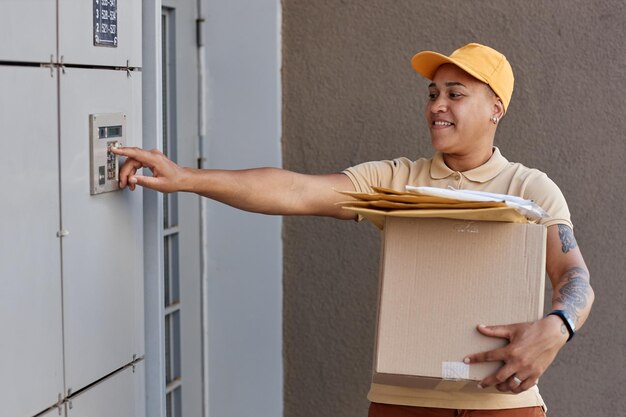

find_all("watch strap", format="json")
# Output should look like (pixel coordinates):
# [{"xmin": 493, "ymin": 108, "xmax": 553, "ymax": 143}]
[{"xmin": 548, "ymin": 309, "xmax": 575, "ymax": 342}]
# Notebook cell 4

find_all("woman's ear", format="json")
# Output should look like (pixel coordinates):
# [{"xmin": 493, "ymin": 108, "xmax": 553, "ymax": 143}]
[{"xmin": 493, "ymin": 98, "xmax": 505, "ymax": 120}]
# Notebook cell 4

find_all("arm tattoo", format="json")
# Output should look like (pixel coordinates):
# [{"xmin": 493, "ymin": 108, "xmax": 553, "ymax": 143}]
[
  {"xmin": 558, "ymin": 224, "xmax": 578, "ymax": 253},
  {"xmin": 555, "ymin": 266, "xmax": 590, "ymax": 325}
]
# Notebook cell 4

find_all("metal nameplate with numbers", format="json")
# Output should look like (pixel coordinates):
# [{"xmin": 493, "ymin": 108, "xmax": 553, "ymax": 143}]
[{"xmin": 93, "ymin": 0, "xmax": 118, "ymax": 47}]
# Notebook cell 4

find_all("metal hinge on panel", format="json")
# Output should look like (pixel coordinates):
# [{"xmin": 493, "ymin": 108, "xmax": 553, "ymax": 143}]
[
  {"xmin": 125, "ymin": 59, "xmax": 132, "ymax": 77},
  {"xmin": 56, "ymin": 229, "xmax": 70, "ymax": 238},
  {"xmin": 196, "ymin": 18, "xmax": 206, "ymax": 47},
  {"xmin": 54, "ymin": 393, "xmax": 63, "ymax": 415},
  {"xmin": 115, "ymin": 60, "xmax": 134, "ymax": 76},
  {"xmin": 130, "ymin": 353, "xmax": 146, "ymax": 373},
  {"xmin": 41, "ymin": 55, "xmax": 55, "ymax": 78},
  {"xmin": 66, "ymin": 388, "xmax": 73, "ymax": 410},
  {"xmin": 59, "ymin": 56, "xmax": 66, "ymax": 75}
]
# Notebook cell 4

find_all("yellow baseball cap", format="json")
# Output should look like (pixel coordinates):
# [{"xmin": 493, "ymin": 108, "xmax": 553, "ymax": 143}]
[{"xmin": 411, "ymin": 43, "xmax": 514, "ymax": 112}]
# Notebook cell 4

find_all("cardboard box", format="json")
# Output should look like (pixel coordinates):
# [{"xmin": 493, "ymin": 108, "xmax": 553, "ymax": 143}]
[{"xmin": 372, "ymin": 217, "xmax": 546, "ymax": 392}]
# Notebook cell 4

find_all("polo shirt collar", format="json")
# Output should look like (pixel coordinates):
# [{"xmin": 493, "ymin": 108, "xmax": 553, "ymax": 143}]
[{"xmin": 430, "ymin": 147, "xmax": 509, "ymax": 183}]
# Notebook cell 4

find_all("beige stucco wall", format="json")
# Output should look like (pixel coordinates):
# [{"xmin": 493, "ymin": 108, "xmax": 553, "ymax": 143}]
[{"xmin": 282, "ymin": 1, "xmax": 625, "ymax": 416}]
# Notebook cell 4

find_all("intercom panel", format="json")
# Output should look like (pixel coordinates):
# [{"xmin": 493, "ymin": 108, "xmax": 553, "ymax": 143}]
[{"xmin": 89, "ymin": 113, "xmax": 125, "ymax": 195}]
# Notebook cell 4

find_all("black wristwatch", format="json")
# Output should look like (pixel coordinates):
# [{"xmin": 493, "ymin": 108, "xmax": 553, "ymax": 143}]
[{"xmin": 548, "ymin": 309, "xmax": 576, "ymax": 342}]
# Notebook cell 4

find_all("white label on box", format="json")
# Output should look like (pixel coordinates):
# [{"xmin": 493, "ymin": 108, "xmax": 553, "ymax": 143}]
[
  {"xmin": 442, "ymin": 361, "xmax": 470, "ymax": 380},
  {"xmin": 453, "ymin": 221, "xmax": 479, "ymax": 234}
]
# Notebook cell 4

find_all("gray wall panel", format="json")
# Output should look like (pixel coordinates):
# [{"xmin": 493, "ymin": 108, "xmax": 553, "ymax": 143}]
[
  {"xmin": 0, "ymin": 0, "xmax": 56, "ymax": 62},
  {"xmin": 58, "ymin": 0, "xmax": 141, "ymax": 67},
  {"xmin": 59, "ymin": 68, "xmax": 144, "ymax": 392},
  {"xmin": 66, "ymin": 362, "xmax": 145, "ymax": 417},
  {"xmin": 0, "ymin": 65, "xmax": 64, "ymax": 417},
  {"xmin": 282, "ymin": 1, "xmax": 625, "ymax": 416}
]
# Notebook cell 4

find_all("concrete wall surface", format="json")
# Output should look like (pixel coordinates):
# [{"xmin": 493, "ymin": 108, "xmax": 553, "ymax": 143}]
[{"xmin": 282, "ymin": 1, "xmax": 625, "ymax": 416}]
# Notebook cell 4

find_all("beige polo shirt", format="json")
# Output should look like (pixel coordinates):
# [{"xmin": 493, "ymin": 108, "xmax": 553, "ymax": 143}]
[
  {"xmin": 343, "ymin": 147, "xmax": 571, "ymax": 410},
  {"xmin": 344, "ymin": 147, "xmax": 571, "ymax": 229}
]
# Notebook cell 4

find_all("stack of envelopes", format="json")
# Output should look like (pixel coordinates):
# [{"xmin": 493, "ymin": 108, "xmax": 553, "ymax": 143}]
[{"xmin": 337, "ymin": 186, "xmax": 538, "ymax": 229}]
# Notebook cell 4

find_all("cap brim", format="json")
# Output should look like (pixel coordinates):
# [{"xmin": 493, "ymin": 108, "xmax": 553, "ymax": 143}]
[{"xmin": 411, "ymin": 51, "xmax": 489, "ymax": 85}]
